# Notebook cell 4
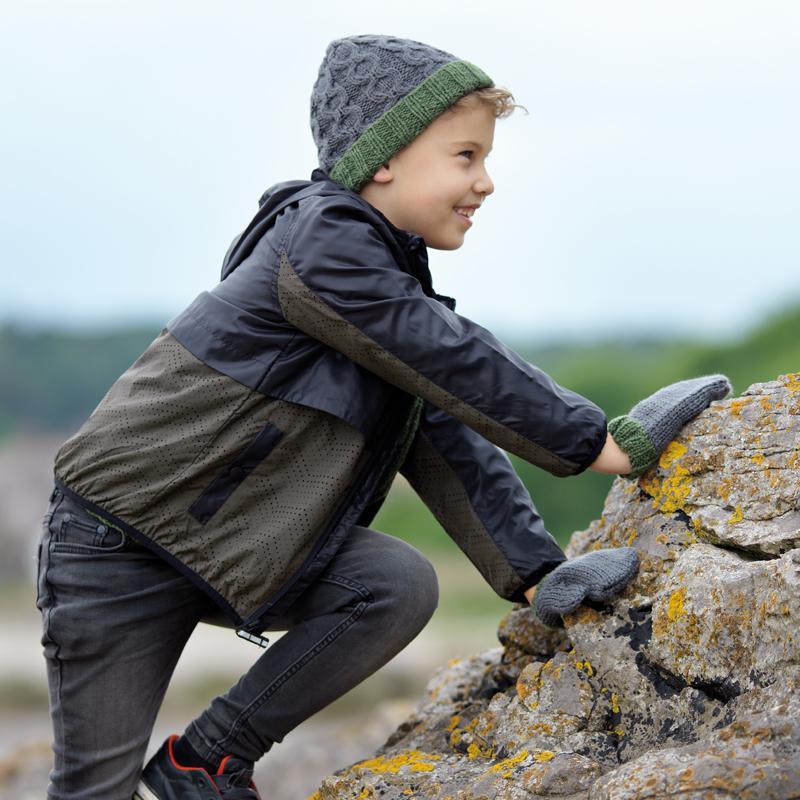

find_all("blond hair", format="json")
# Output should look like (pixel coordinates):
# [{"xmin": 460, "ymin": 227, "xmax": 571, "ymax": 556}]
[{"xmin": 454, "ymin": 86, "xmax": 526, "ymax": 119}]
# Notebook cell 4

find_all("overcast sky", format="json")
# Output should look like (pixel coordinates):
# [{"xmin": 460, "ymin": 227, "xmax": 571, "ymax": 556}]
[{"xmin": 2, "ymin": 1, "xmax": 798, "ymax": 342}]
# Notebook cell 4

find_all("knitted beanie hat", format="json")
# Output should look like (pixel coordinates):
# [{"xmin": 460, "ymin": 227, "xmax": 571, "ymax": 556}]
[{"xmin": 310, "ymin": 35, "xmax": 493, "ymax": 191}]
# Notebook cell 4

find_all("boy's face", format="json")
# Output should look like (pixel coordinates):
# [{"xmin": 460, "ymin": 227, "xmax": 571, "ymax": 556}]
[{"xmin": 359, "ymin": 96, "xmax": 496, "ymax": 250}]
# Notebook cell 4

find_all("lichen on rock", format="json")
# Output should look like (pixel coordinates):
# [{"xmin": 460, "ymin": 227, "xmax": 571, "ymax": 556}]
[{"xmin": 311, "ymin": 375, "xmax": 800, "ymax": 800}]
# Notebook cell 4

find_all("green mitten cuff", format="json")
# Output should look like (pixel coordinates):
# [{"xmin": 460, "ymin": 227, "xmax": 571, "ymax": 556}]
[{"xmin": 608, "ymin": 415, "xmax": 658, "ymax": 478}]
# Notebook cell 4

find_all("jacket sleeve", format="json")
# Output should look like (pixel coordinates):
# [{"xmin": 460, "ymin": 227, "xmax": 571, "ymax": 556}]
[
  {"xmin": 277, "ymin": 197, "xmax": 607, "ymax": 476},
  {"xmin": 400, "ymin": 401, "xmax": 566, "ymax": 602}
]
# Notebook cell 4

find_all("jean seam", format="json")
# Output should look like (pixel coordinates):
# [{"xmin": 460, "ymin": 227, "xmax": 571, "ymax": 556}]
[
  {"xmin": 50, "ymin": 541, "xmax": 129, "ymax": 555},
  {"xmin": 319, "ymin": 572, "xmax": 374, "ymax": 603},
  {"xmin": 207, "ymin": 592, "xmax": 371, "ymax": 760},
  {"xmin": 39, "ymin": 494, "xmax": 64, "ymax": 646}
]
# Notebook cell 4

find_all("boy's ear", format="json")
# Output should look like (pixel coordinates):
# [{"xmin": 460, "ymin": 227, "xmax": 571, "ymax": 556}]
[{"xmin": 371, "ymin": 163, "xmax": 393, "ymax": 184}]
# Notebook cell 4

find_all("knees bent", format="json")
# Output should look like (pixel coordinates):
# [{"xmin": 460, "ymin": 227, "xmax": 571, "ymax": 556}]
[{"xmin": 369, "ymin": 533, "xmax": 439, "ymax": 637}]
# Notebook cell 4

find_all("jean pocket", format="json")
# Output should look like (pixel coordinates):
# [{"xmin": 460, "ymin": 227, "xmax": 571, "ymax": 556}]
[{"xmin": 51, "ymin": 510, "xmax": 128, "ymax": 555}]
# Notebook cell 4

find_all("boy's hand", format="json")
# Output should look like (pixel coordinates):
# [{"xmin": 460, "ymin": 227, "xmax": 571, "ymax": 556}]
[
  {"xmin": 527, "ymin": 548, "xmax": 639, "ymax": 628},
  {"xmin": 608, "ymin": 374, "xmax": 732, "ymax": 478}
]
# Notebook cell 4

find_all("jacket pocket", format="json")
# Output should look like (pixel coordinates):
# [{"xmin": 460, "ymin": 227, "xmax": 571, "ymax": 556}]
[{"xmin": 189, "ymin": 422, "xmax": 284, "ymax": 525}]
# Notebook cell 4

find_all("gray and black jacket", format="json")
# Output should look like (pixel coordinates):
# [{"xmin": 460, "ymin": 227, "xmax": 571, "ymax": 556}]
[{"xmin": 54, "ymin": 170, "xmax": 608, "ymax": 638}]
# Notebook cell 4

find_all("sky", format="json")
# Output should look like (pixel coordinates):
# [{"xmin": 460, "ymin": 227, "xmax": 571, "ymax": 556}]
[{"xmin": 2, "ymin": 0, "xmax": 799, "ymax": 342}]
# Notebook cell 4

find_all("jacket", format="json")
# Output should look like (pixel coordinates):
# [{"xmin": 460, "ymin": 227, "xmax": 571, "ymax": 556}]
[{"xmin": 53, "ymin": 170, "xmax": 608, "ymax": 639}]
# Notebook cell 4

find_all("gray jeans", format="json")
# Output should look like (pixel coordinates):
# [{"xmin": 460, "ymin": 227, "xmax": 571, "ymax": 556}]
[{"xmin": 37, "ymin": 488, "xmax": 439, "ymax": 800}]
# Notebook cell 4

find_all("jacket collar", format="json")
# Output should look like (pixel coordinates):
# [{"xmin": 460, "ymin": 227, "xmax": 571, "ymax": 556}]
[
  {"xmin": 310, "ymin": 169, "xmax": 424, "ymax": 254},
  {"xmin": 309, "ymin": 169, "xmax": 442, "ymax": 300}
]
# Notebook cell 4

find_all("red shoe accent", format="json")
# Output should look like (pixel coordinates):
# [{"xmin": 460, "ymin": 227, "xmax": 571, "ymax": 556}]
[{"xmin": 166, "ymin": 734, "xmax": 223, "ymax": 796}]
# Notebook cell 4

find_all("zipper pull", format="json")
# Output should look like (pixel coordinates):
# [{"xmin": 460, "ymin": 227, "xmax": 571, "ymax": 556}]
[{"xmin": 236, "ymin": 629, "xmax": 270, "ymax": 648}]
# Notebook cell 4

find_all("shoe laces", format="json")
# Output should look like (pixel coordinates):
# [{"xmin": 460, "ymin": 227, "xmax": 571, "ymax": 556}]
[{"xmin": 213, "ymin": 756, "xmax": 261, "ymax": 799}]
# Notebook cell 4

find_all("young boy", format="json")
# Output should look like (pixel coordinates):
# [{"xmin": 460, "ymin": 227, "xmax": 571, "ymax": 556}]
[{"xmin": 37, "ymin": 35, "xmax": 730, "ymax": 799}]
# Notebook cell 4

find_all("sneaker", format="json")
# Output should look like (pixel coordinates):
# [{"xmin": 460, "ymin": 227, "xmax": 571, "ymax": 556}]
[{"xmin": 133, "ymin": 735, "xmax": 262, "ymax": 799}]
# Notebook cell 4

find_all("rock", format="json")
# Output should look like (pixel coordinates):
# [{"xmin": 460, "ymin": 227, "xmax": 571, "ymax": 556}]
[{"xmin": 310, "ymin": 375, "xmax": 800, "ymax": 800}]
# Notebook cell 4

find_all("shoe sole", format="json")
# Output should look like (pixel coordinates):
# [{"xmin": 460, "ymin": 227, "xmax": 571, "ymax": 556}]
[{"xmin": 132, "ymin": 779, "xmax": 159, "ymax": 800}]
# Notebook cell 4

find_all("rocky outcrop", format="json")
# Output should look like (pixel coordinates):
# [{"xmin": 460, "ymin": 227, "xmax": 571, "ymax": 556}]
[{"xmin": 311, "ymin": 375, "xmax": 800, "ymax": 800}]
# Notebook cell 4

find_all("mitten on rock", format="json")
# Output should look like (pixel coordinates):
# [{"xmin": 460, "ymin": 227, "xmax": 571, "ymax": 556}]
[
  {"xmin": 532, "ymin": 547, "xmax": 639, "ymax": 628},
  {"xmin": 609, "ymin": 374, "xmax": 732, "ymax": 478}
]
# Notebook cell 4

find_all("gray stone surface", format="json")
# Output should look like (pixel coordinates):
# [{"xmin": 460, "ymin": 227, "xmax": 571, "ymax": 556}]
[{"xmin": 311, "ymin": 374, "xmax": 800, "ymax": 800}]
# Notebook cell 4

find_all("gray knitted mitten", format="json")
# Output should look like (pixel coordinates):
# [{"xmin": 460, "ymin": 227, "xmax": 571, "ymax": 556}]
[
  {"xmin": 532, "ymin": 547, "xmax": 639, "ymax": 628},
  {"xmin": 609, "ymin": 374, "xmax": 732, "ymax": 478}
]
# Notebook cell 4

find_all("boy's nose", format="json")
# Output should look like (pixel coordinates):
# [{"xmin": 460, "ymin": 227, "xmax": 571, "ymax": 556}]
[{"xmin": 476, "ymin": 169, "xmax": 494, "ymax": 197}]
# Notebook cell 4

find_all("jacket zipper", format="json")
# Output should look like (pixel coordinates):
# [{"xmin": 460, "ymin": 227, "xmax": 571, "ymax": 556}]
[{"xmin": 238, "ymin": 397, "xmax": 408, "ymax": 640}]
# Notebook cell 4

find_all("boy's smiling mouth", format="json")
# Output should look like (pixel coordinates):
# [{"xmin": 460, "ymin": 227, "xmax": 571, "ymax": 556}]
[{"xmin": 454, "ymin": 205, "xmax": 479, "ymax": 225}]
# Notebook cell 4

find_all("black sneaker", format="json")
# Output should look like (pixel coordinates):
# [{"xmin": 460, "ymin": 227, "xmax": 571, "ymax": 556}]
[{"xmin": 133, "ymin": 735, "xmax": 262, "ymax": 799}]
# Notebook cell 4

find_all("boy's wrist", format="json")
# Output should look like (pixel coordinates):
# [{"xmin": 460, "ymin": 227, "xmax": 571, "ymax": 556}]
[
  {"xmin": 523, "ymin": 584, "xmax": 537, "ymax": 604},
  {"xmin": 588, "ymin": 430, "xmax": 635, "ymax": 475}
]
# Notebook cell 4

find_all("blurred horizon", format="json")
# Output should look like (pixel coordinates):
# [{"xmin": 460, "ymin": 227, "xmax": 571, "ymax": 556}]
[{"xmin": 2, "ymin": 292, "xmax": 799, "ymax": 347}]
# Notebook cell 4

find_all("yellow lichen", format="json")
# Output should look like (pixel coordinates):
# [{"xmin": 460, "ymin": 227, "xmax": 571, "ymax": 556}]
[
  {"xmin": 667, "ymin": 587, "xmax": 687, "ymax": 621},
  {"xmin": 728, "ymin": 506, "xmax": 744, "ymax": 524},
  {"xmin": 573, "ymin": 659, "xmax": 594, "ymax": 677},
  {"xmin": 447, "ymin": 716, "xmax": 461, "ymax": 732},
  {"xmin": 626, "ymin": 528, "xmax": 638, "ymax": 546},
  {"xmin": 352, "ymin": 751, "xmax": 441, "ymax": 775},
  {"xmin": 639, "ymin": 472, "xmax": 661, "ymax": 497},
  {"xmin": 782, "ymin": 373, "xmax": 800, "ymax": 392},
  {"xmin": 659, "ymin": 441, "xmax": 688, "ymax": 469},
  {"xmin": 532, "ymin": 751, "xmax": 555, "ymax": 762},
  {"xmin": 729, "ymin": 398, "xmax": 753, "ymax": 416},
  {"xmin": 358, "ymin": 788, "xmax": 372, "ymax": 799},
  {"xmin": 750, "ymin": 453, "xmax": 766, "ymax": 465},
  {"xmin": 540, "ymin": 659, "xmax": 563, "ymax": 681},
  {"xmin": 488, "ymin": 750, "xmax": 530, "ymax": 778},
  {"xmin": 467, "ymin": 742, "xmax": 494, "ymax": 760},
  {"xmin": 642, "ymin": 443, "xmax": 693, "ymax": 514},
  {"xmin": 568, "ymin": 606, "xmax": 602, "ymax": 625},
  {"xmin": 683, "ymin": 526, "xmax": 699, "ymax": 545},
  {"xmin": 527, "ymin": 721, "xmax": 555, "ymax": 736},
  {"xmin": 610, "ymin": 692, "xmax": 620, "ymax": 713},
  {"xmin": 654, "ymin": 466, "xmax": 692, "ymax": 513}
]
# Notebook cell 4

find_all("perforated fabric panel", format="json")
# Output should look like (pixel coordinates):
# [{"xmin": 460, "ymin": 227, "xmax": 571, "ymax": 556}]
[
  {"xmin": 277, "ymin": 252, "xmax": 576, "ymax": 476},
  {"xmin": 164, "ymin": 400, "xmax": 366, "ymax": 617},
  {"xmin": 402, "ymin": 429, "xmax": 524, "ymax": 600},
  {"xmin": 55, "ymin": 330, "xmax": 367, "ymax": 619},
  {"xmin": 55, "ymin": 329, "xmax": 246, "ymax": 508}
]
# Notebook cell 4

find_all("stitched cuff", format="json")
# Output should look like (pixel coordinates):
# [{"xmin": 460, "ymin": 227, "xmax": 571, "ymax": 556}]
[{"xmin": 608, "ymin": 415, "xmax": 658, "ymax": 479}]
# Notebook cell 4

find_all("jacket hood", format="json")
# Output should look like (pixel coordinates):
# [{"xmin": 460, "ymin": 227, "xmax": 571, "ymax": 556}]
[{"xmin": 224, "ymin": 169, "xmax": 431, "ymax": 291}]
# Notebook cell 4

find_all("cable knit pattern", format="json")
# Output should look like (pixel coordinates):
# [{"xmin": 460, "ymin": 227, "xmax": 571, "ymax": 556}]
[
  {"xmin": 533, "ymin": 547, "xmax": 640, "ymax": 628},
  {"xmin": 310, "ymin": 35, "xmax": 492, "ymax": 190}
]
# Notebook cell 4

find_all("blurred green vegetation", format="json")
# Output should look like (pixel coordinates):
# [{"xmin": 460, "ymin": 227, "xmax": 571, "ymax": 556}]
[
  {"xmin": 0, "ymin": 325, "xmax": 162, "ymax": 440},
  {"xmin": 1, "ymin": 303, "xmax": 798, "ymax": 554}
]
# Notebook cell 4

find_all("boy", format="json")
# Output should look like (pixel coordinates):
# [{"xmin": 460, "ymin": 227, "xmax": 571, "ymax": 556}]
[{"xmin": 37, "ymin": 35, "xmax": 730, "ymax": 799}]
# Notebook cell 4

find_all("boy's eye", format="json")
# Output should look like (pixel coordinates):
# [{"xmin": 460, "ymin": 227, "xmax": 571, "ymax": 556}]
[{"xmin": 458, "ymin": 150, "xmax": 474, "ymax": 159}]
